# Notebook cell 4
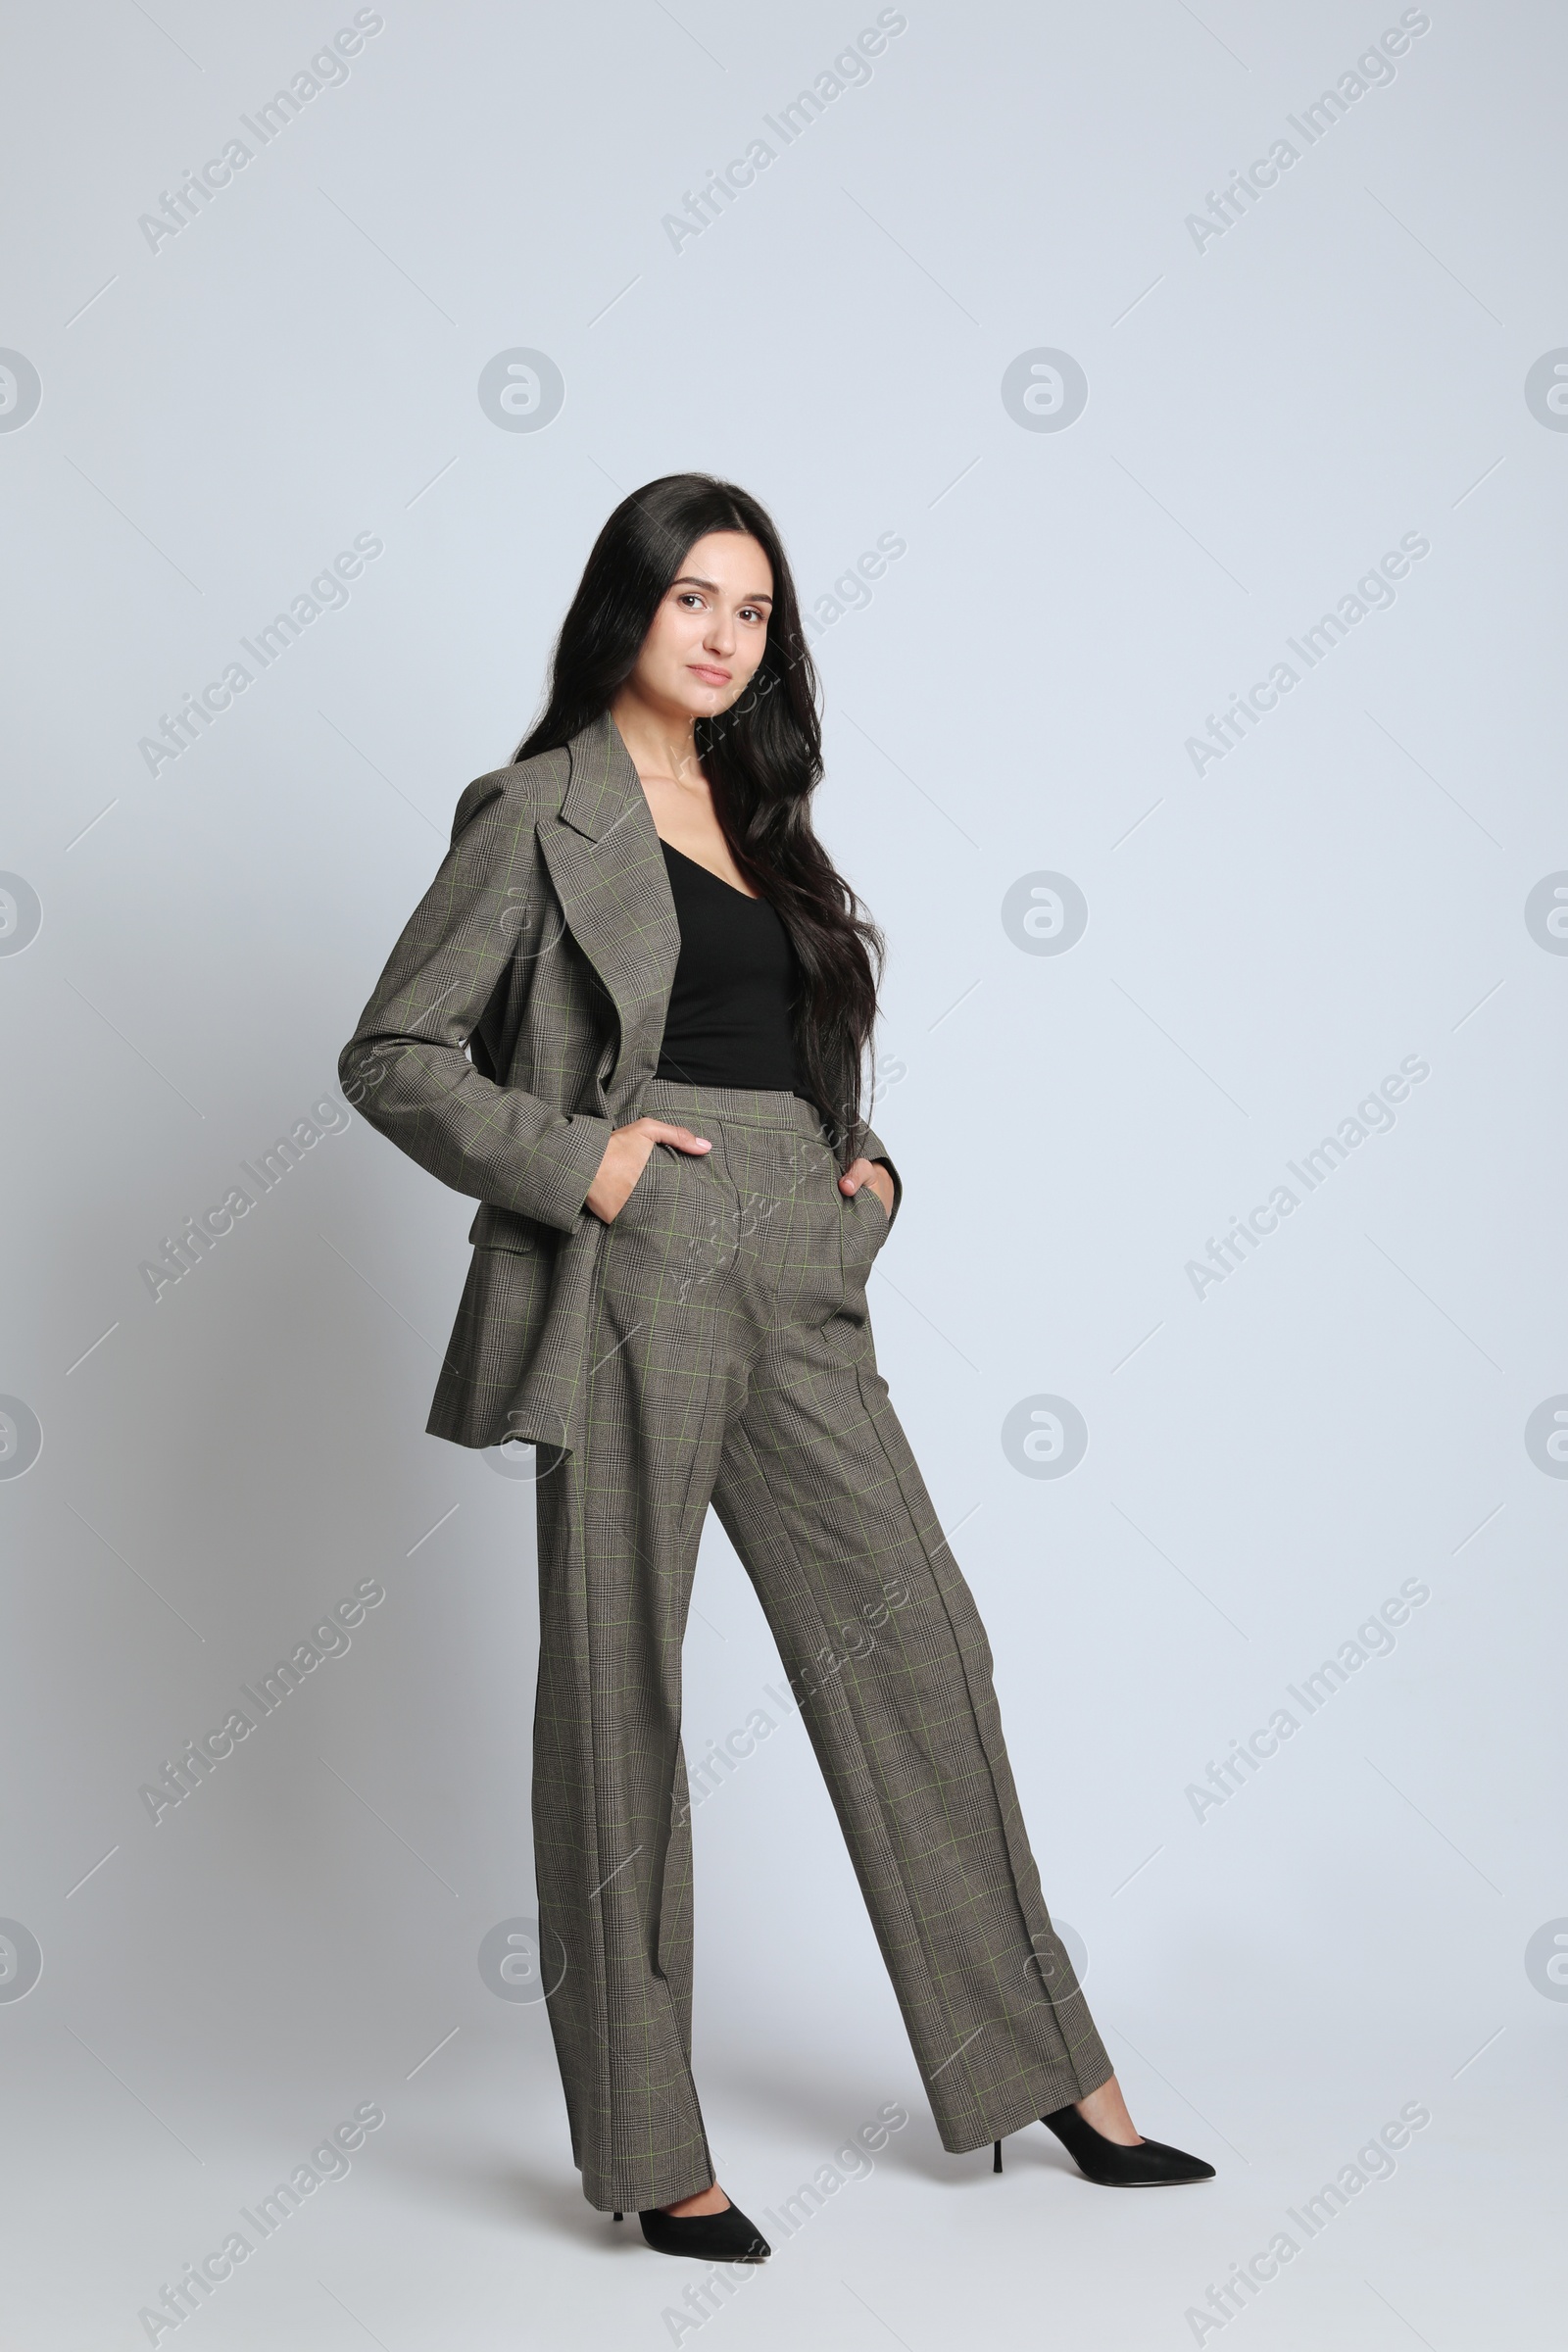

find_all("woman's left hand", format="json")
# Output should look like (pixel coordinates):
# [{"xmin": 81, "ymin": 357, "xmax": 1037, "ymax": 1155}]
[{"xmin": 839, "ymin": 1157, "xmax": 894, "ymax": 1217}]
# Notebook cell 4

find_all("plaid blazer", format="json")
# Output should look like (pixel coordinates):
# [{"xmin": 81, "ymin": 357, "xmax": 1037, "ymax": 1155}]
[{"xmin": 339, "ymin": 709, "xmax": 899, "ymax": 1452}]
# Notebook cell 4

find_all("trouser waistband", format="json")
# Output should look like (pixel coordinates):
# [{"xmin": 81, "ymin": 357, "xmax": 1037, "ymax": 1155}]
[{"xmin": 639, "ymin": 1076, "xmax": 830, "ymax": 1139}]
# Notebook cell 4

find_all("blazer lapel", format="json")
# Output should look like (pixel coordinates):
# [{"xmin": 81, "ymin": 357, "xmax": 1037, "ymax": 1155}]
[{"xmin": 535, "ymin": 709, "xmax": 680, "ymax": 1113}]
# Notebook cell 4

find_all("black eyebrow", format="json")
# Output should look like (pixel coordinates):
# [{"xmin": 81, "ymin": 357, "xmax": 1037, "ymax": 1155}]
[{"xmin": 671, "ymin": 574, "xmax": 773, "ymax": 604}]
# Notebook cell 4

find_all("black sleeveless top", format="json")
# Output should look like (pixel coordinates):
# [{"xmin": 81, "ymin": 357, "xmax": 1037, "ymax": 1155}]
[{"xmin": 653, "ymin": 841, "xmax": 809, "ymax": 1098}]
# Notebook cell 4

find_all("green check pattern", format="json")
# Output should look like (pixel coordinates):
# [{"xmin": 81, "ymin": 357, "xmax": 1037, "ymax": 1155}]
[
  {"xmin": 534, "ymin": 1080, "xmax": 1111, "ymax": 2214},
  {"xmin": 340, "ymin": 719, "xmax": 1110, "ymax": 2213},
  {"xmin": 338, "ymin": 710, "xmax": 899, "ymax": 1458}
]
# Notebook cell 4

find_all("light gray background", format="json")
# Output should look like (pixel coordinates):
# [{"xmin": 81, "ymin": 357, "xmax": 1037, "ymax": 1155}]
[{"xmin": 3, "ymin": 2, "xmax": 1564, "ymax": 2344}]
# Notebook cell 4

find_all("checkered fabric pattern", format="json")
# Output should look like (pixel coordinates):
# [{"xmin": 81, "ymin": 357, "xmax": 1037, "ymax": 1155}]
[
  {"xmin": 338, "ymin": 710, "xmax": 898, "ymax": 1454},
  {"xmin": 341, "ymin": 722, "xmax": 1109, "ymax": 2210},
  {"xmin": 534, "ymin": 1080, "xmax": 1111, "ymax": 2214}
]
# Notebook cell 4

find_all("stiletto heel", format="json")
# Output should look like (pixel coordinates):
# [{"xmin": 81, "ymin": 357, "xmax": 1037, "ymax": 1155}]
[
  {"xmin": 1040, "ymin": 2103, "xmax": 1215, "ymax": 2186},
  {"xmin": 993, "ymin": 2139, "xmax": 1003, "ymax": 2173}
]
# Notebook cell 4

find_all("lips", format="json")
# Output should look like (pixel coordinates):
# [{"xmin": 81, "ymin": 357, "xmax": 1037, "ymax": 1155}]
[{"xmin": 689, "ymin": 663, "xmax": 731, "ymax": 684}]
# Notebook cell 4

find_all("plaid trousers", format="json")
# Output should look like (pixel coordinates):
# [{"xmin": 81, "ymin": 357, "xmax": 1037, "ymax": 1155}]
[{"xmin": 532, "ymin": 1081, "xmax": 1111, "ymax": 2213}]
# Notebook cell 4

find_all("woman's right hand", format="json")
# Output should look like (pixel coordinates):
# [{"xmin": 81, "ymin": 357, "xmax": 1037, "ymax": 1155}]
[{"xmin": 585, "ymin": 1118, "xmax": 711, "ymax": 1222}]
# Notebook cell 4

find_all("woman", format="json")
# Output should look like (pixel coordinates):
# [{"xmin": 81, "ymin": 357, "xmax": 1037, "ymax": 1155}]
[{"xmin": 340, "ymin": 473, "xmax": 1212, "ymax": 2262}]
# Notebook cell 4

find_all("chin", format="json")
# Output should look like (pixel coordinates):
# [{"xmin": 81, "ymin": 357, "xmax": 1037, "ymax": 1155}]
[{"xmin": 676, "ymin": 679, "xmax": 742, "ymax": 716}]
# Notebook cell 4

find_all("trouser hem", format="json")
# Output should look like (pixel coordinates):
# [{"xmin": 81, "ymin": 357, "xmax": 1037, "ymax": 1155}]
[
  {"xmin": 936, "ymin": 2058, "xmax": 1116, "ymax": 2157},
  {"xmin": 580, "ymin": 2157, "xmax": 716, "ymax": 2215}
]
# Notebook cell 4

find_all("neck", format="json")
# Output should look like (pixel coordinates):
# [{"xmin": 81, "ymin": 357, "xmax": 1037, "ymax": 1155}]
[{"xmin": 609, "ymin": 687, "xmax": 701, "ymax": 788}]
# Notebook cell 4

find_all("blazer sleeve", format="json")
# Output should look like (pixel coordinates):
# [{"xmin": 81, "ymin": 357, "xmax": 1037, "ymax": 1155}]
[{"xmin": 338, "ymin": 773, "xmax": 612, "ymax": 1232}]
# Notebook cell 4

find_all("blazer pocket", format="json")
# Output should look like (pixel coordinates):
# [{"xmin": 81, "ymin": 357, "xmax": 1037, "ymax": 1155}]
[{"xmin": 468, "ymin": 1201, "xmax": 550, "ymax": 1256}]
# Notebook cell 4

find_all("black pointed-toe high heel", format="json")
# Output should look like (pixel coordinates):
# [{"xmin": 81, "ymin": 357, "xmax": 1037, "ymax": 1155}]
[
  {"xmin": 612, "ymin": 2200, "xmax": 771, "ymax": 2260},
  {"xmin": 1038, "ymin": 2103, "xmax": 1215, "ymax": 2185}
]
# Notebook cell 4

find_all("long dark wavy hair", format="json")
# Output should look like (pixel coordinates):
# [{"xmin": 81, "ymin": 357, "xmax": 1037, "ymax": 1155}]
[{"xmin": 515, "ymin": 473, "xmax": 883, "ymax": 1152}]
